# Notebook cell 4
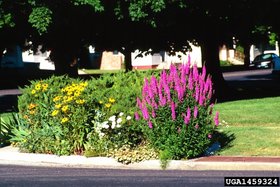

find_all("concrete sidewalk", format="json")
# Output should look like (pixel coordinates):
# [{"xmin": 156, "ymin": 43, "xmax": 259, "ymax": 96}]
[{"xmin": 1, "ymin": 146, "xmax": 280, "ymax": 170}]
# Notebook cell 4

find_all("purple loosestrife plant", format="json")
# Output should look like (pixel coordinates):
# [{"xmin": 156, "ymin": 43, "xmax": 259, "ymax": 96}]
[{"xmin": 136, "ymin": 62, "xmax": 219, "ymax": 161}]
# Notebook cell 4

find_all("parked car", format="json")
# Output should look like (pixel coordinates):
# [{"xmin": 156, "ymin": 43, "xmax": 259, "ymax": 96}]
[
  {"xmin": 272, "ymin": 56, "xmax": 280, "ymax": 74},
  {"xmin": 251, "ymin": 53, "xmax": 280, "ymax": 69}
]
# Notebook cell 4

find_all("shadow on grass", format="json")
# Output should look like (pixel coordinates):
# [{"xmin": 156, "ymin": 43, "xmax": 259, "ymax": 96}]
[{"xmin": 212, "ymin": 130, "xmax": 236, "ymax": 154}]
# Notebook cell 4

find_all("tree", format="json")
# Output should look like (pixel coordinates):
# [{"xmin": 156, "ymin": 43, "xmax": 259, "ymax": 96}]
[
  {"xmin": 0, "ymin": 0, "xmax": 104, "ymax": 75},
  {"xmin": 1, "ymin": 0, "xmax": 278, "ymax": 100}
]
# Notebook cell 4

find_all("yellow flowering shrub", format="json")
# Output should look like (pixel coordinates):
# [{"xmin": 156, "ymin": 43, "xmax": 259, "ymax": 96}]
[{"xmin": 16, "ymin": 75, "xmax": 98, "ymax": 155}]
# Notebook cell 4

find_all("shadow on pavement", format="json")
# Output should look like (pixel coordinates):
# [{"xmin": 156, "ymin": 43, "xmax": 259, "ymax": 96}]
[{"xmin": 224, "ymin": 78, "xmax": 280, "ymax": 102}]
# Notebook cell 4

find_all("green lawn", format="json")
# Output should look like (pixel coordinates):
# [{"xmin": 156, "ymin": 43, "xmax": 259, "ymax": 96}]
[
  {"xmin": 214, "ymin": 97, "xmax": 280, "ymax": 156},
  {"xmin": 80, "ymin": 69, "xmax": 125, "ymax": 74}
]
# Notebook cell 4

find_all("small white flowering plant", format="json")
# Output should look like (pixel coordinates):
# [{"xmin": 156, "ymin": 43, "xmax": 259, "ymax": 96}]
[{"xmin": 91, "ymin": 110, "xmax": 139, "ymax": 149}]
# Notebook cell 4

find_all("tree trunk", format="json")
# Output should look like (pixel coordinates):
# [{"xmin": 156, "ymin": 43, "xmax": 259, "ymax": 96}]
[
  {"xmin": 123, "ymin": 48, "xmax": 133, "ymax": 72},
  {"xmin": 243, "ymin": 42, "xmax": 251, "ymax": 68},
  {"xmin": 50, "ymin": 45, "xmax": 78, "ymax": 77},
  {"xmin": 201, "ymin": 40, "xmax": 234, "ymax": 102}
]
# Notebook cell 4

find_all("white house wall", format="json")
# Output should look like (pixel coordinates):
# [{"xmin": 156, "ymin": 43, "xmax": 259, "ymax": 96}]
[{"xmin": 131, "ymin": 44, "xmax": 202, "ymax": 69}]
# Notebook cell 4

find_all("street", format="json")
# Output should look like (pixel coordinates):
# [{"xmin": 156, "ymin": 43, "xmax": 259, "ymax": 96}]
[
  {"xmin": 0, "ymin": 165, "xmax": 279, "ymax": 187},
  {"xmin": 222, "ymin": 69, "xmax": 280, "ymax": 101}
]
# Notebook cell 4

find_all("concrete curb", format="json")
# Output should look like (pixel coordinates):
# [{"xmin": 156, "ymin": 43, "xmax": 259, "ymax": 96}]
[{"xmin": 1, "ymin": 146, "xmax": 280, "ymax": 170}]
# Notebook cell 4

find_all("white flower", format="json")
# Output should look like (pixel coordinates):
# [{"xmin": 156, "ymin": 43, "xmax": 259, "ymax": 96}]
[
  {"xmin": 111, "ymin": 121, "xmax": 116, "ymax": 129},
  {"xmin": 119, "ymin": 112, "xmax": 124, "ymax": 117},
  {"xmin": 116, "ymin": 124, "xmax": 121, "ymax": 128},
  {"xmin": 117, "ymin": 118, "xmax": 122, "ymax": 124},
  {"xmin": 108, "ymin": 115, "xmax": 116, "ymax": 122},
  {"xmin": 126, "ymin": 116, "xmax": 132, "ymax": 120},
  {"xmin": 102, "ymin": 124, "xmax": 109, "ymax": 129},
  {"xmin": 99, "ymin": 132, "xmax": 105, "ymax": 137}
]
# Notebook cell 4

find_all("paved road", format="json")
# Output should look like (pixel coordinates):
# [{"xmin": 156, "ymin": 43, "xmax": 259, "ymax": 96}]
[
  {"xmin": 223, "ymin": 69, "xmax": 276, "ymax": 81},
  {"xmin": 0, "ymin": 165, "xmax": 279, "ymax": 187}
]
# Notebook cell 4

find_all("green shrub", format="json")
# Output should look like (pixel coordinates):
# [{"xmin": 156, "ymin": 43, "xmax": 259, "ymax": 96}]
[
  {"xmin": 14, "ymin": 75, "xmax": 98, "ymax": 155},
  {"xmin": 136, "ymin": 63, "xmax": 219, "ymax": 164},
  {"xmin": 87, "ymin": 70, "xmax": 160, "ymax": 150}
]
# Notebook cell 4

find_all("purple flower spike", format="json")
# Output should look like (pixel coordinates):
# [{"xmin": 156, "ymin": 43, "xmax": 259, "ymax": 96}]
[
  {"xmin": 193, "ymin": 64, "xmax": 199, "ymax": 81},
  {"xmin": 184, "ymin": 107, "xmax": 191, "ymax": 125},
  {"xmin": 194, "ymin": 106, "xmax": 198, "ymax": 118},
  {"xmin": 148, "ymin": 120, "xmax": 153, "ymax": 129},
  {"xmin": 180, "ymin": 65, "xmax": 187, "ymax": 85},
  {"xmin": 143, "ymin": 78, "xmax": 149, "ymax": 95},
  {"xmin": 150, "ymin": 75, "xmax": 158, "ymax": 95},
  {"xmin": 201, "ymin": 66, "xmax": 206, "ymax": 80},
  {"xmin": 141, "ymin": 104, "xmax": 149, "ymax": 120},
  {"xmin": 214, "ymin": 111, "xmax": 219, "ymax": 126},
  {"xmin": 195, "ymin": 85, "xmax": 200, "ymax": 102},
  {"xmin": 188, "ymin": 72, "xmax": 193, "ymax": 90},
  {"xmin": 134, "ymin": 112, "xmax": 140, "ymax": 121},
  {"xmin": 151, "ymin": 109, "xmax": 156, "ymax": 118}
]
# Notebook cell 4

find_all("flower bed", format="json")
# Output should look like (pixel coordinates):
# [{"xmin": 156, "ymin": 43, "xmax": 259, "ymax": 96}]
[{"xmin": 10, "ymin": 63, "xmax": 219, "ymax": 166}]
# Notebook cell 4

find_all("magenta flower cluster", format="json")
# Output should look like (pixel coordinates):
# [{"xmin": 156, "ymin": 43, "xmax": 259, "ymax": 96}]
[{"xmin": 136, "ymin": 62, "xmax": 219, "ymax": 130}]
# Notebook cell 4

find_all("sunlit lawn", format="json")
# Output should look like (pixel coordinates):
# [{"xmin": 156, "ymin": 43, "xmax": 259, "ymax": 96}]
[
  {"xmin": 80, "ymin": 69, "xmax": 125, "ymax": 74},
  {"xmin": 214, "ymin": 97, "xmax": 280, "ymax": 156}
]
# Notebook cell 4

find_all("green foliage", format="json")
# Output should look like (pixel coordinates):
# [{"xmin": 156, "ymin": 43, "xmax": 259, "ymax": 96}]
[
  {"xmin": 235, "ymin": 45, "xmax": 244, "ymax": 54},
  {"xmin": 0, "ymin": 12, "xmax": 14, "ymax": 29},
  {"xmin": 159, "ymin": 149, "xmax": 172, "ymax": 169},
  {"xmin": 28, "ymin": 6, "xmax": 52, "ymax": 35},
  {"xmin": 127, "ymin": 0, "xmax": 168, "ymax": 27},
  {"xmin": 136, "ymin": 64, "xmax": 219, "ymax": 164},
  {"xmin": 12, "ymin": 71, "xmax": 160, "ymax": 158},
  {"xmin": 15, "ymin": 75, "xmax": 98, "ymax": 155},
  {"xmin": 220, "ymin": 60, "xmax": 232, "ymax": 67},
  {"xmin": 269, "ymin": 32, "xmax": 278, "ymax": 46},
  {"xmin": 89, "ymin": 70, "xmax": 159, "ymax": 149},
  {"xmin": 72, "ymin": 0, "xmax": 104, "ymax": 12},
  {"xmin": 0, "ymin": 113, "xmax": 15, "ymax": 146},
  {"xmin": 0, "ymin": 1, "xmax": 14, "ymax": 28}
]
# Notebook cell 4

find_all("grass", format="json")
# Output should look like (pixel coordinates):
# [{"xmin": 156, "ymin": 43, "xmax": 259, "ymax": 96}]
[
  {"xmin": 220, "ymin": 60, "xmax": 233, "ymax": 67},
  {"xmin": 214, "ymin": 97, "xmax": 280, "ymax": 156},
  {"xmin": 80, "ymin": 68, "xmax": 162, "ymax": 74},
  {"xmin": 80, "ymin": 69, "xmax": 125, "ymax": 74}
]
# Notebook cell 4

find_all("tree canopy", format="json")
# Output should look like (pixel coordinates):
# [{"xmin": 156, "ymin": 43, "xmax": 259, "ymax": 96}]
[{"xmin": 1, "ymin": 0, "xmax": 280, "ymax": 100}]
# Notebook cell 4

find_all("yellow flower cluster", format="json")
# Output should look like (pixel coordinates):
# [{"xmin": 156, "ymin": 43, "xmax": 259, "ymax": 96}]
[
  {"xmin": 61, "ymin": 117, "xmax": 69, "ymax": 123},
  {"xmin": 28, "ymin": 103, "xmax": 37, "ymax": 115},
  {"xmin": 60, "ymin": 82, "xmax": 88, "ymax": 104},
  {"xmin": 31, "ymin": 82, "xmax": 48, "ymax": 95},
  {"xmin": 52, "ymin": 110, "xmax": 59, "ymax": 116},
  {"xmin": 100, "ymin": 97, "xmax": 116, "ymax": 108},
  {"xmin": 28, "ymin": 103, "xmax": 37, "ymax": 110},
  {"xmin": 51, "ymin": 81, "xmax": 88, "ymax": 124}
]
